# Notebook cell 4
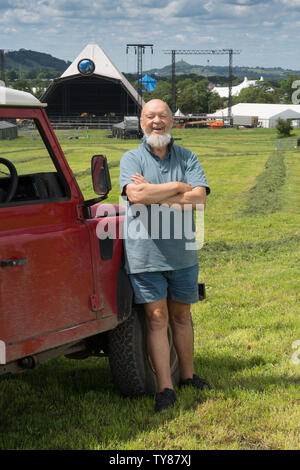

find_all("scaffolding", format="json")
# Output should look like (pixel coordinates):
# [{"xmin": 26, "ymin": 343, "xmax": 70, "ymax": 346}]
[
  {"xmin": 0, "ymin": 50, "xmax": 6, "ymax": 85},
  {"xmin": 163, "ymin": 49, "xmax": 241, "ymax": 120},
  {"xmin": 126, "ymin": 44, "xmax": 154, "ymax": 112}
]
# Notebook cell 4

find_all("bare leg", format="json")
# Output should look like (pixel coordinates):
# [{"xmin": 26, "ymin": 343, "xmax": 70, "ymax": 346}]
[
  {"xmin": 167, "ymin": 298, "xmax": 195, "ymax": 381},
  {"xmin": 144, "ymin": 299, "xmax": 173, "ymax": 392}
]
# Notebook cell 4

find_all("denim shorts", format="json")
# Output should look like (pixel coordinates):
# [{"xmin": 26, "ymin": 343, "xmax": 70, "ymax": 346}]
[{"xmin": 129, "ymin": 264, "xmax": 199, "ymax": 304}]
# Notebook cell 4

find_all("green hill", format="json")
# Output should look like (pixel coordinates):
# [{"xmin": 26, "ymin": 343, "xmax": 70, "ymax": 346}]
[
  {"xmin": 146, "ymin": 59, "xmax": 300, "ymax": 80},
  {"xmin": 3, "ymin": 48, "xmax": 300, "ymax": 80},
  {"xmin": 4, "ymin": 49, "xmax": 71, "ymax": 73}
]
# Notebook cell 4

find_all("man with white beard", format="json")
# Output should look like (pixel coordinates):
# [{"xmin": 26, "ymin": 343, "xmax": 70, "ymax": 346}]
[{"xmin": 119, "ymin": 99, "xmax": 211, "ymax": 412}]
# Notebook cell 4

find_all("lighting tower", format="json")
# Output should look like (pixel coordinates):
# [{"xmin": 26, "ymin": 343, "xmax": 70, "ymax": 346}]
[
  {"xmin": 0, "ymin": 49, "xmax": 6, "ymax": 85},
  {"xmin": 126, "ymin": 44, "xmax": 154, "ymax": 112},
  {"xmin": 163, "ymin": 48, "xmax": 240, "ymax": 120}
]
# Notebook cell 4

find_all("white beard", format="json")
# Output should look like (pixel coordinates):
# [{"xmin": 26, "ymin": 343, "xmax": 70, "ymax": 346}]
[{"xmin": 144, "ymin": 132, "xmax": 172, "ymax": 149}]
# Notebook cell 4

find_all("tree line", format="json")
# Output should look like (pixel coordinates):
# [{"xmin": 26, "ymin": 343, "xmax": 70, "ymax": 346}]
[
  {"xmin": 141, "ymin": 74, "xmax": 300, "ymax": 113},
  {"xmin": 4, "ymin": 69, "xmax": 300, "ymax": 113},
  {"xmin": 3, "ymin": 69, "xmax": 61, "ymax": 99}
]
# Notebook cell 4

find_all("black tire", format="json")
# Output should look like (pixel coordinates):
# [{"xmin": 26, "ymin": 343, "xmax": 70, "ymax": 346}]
[{"xmin": 108, "ymin": 306, "xmax": 180, "ymax": 397}]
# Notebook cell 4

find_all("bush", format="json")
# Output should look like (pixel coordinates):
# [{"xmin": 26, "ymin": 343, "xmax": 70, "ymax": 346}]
[{"xmin": 276, "ymin": 118, "xmax": 292, "ymax": 137}]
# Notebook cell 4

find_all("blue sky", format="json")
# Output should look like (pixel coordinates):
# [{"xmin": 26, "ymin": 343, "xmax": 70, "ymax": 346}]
[{"xmin": 1, "ymin": 0, "xmax": 300, "ymax": 73}]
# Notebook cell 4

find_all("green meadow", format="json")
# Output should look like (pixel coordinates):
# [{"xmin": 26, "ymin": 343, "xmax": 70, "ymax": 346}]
[{"xmin": 0, "ymin": 126, "xmax": 299, "ymax": 450}]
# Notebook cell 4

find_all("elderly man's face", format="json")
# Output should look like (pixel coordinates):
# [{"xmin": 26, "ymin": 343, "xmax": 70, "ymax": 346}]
[{"xmin": 140, "ymin": 100, "xmax": 173, "ymax": 136}]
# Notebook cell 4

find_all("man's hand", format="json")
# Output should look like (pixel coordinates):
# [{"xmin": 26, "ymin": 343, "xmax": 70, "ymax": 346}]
[
  {"xmin": 131, "ymin": 173, "xmax": 192, "ymax": 194},
  {"xmin": 131, "ymin": 173, "xmax": 149, "ymax": 184},
  {"xmin": 125, "ymin": 181, "xmax": 192, "ymax": 205},
  {"xmin": 159, "ymin": 186, "xmax": 207, "ymax": 210},
  {"xmin": 125, "ymin": 173, "xmax": 193, "ymax": 205}
]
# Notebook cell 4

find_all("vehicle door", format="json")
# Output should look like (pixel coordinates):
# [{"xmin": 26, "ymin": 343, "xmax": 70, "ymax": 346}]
[{"xmin": 0, "ymin": 111, "xmax": 95, "ymax": 362}]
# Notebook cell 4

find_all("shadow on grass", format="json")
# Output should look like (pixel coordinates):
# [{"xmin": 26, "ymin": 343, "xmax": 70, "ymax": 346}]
[{"xmin": 1, "ymin": 350, "xmax": 299, "ymax": 449}]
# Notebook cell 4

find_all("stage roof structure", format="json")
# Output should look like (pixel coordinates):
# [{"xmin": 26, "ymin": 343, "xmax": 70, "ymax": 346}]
[{"xmin": 41, "ymin": 44, "xmax": 144, "ymax": 120}]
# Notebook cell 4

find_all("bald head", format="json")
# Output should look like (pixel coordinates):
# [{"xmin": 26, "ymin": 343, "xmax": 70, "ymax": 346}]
[{"xmin": 141, "ymin": 99, "xmax": 172, "ymax": 119}]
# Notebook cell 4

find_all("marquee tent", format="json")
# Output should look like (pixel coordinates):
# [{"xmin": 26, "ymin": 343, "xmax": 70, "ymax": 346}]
[
  {"xmin": 174, "ymin": 109, "xmax": 186, "ymax": 117},
  {"xmin": 212, "ymin": 77, "xmax": 264, "ymax": 98},
  {"xmin": 137, "ymin": 74, "xmax": 157, "ymax": 92},
  {"xmin": 0, "ymin": 120, "xmax": 17, "ymax": 140},
  {"xmin": 209, "ymin": 103, "xmax": 300, "ymax": 128}
]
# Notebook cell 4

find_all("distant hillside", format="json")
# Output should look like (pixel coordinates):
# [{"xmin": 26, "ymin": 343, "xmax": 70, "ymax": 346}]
[
  {"xmin": 4, "ymin": 49, "xmax": 71, "ymax": 73},
  {"xmin": 3, "ymin": 49, "xmax": 300, "ymax": 80},
  {"xmin": 145, "ymin": 59, "xmax": 300, "ymax": 80}
]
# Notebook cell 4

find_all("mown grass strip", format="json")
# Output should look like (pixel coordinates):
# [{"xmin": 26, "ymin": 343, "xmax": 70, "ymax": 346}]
[
  {"xmin": 242, "ymin": 151, "xmax": 286, "ymax": 216},
  {"xmin": 199, "ymin": 233, "xmax": 300, "ymax": 268}
]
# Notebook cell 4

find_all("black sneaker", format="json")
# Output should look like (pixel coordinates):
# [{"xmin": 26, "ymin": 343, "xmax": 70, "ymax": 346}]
[
  {"xmin": 180, "ymin": 374, "xmax": 211, "ymax": 390},
  {"xmin": 155, "ymin": 388, "xmax": 176, "ymax": 413}
]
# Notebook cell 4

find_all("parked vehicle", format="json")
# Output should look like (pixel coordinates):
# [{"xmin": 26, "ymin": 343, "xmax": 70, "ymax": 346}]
[
  {"xmin": 112, "ymin": 116, "xmax": 142, "ymax": 139},
  {"xmin": 179, "ymin": 120, "xmax": 224, "ymax": 129},
  {"xmin": 233, "ymin": 115, "xmax": 258, "ymax": 128}
]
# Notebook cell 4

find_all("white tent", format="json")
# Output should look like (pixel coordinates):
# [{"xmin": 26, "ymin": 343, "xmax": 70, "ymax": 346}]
[
  {"xmin": 174, "ymin": 108, "xmax": 185, "ymax": 117},
  {"xmin": 209, "ymin": 103, "xmax": 300, "ymax": 128},
  {"xmin": 212, "ymin": 76, "xmax": 264, "ymax": 98}
]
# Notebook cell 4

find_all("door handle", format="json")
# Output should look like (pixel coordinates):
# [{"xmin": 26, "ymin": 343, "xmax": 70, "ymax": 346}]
[{"xmin": 1, "ymin": 258, "xmax": 28, "ymax": 268}]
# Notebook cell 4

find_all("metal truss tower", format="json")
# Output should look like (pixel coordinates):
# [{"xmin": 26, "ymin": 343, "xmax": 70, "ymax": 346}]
[
  {"xmin": 164, "ymin": 49, "xmax": 240, "ymax": 120},
  {"xmin": 0, "ymin": 49, "xmax": 6, "ymax": 85},
  {"xmin": 126, "ymin": 44, "xmax": 153, "ymax": 112}
]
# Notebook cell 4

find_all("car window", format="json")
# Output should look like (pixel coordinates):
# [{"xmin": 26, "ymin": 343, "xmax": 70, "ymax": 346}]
[{"xmin": 0, "ymin": 118, "xmax": 68, "ymax": 205}]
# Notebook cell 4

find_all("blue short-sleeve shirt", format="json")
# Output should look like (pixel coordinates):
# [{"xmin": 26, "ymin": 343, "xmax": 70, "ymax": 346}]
[{"xmin": 119, "ymin": 138, "xmax": 210, "ymax": 274}]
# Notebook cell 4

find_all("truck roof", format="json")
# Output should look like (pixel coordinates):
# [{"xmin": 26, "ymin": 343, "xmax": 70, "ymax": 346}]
[{"xmin": 0, "ymin": 86, "xmax": 47, "ymax": 108}]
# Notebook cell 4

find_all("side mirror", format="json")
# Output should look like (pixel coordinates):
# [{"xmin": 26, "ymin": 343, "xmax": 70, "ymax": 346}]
[{"xmin": 91, "ymin": 155, "xmax": 112, "ymax": 195}]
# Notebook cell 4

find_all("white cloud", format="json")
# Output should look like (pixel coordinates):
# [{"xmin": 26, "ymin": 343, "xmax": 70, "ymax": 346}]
[
  {"xmin": 280, "ymin": 0, "xmax": 300, "ymax": 6},
  {"xmin": 0, "ymin": 0, "xmax": 299, "ymax": 70}
]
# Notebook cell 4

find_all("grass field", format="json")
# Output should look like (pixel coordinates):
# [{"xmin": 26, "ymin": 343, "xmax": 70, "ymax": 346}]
[{"xmin": 0, "ymin": 126, "xmax": 299, "ymax": 450}]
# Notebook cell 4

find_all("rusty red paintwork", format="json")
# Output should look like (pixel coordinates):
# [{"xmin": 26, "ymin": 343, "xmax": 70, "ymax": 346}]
[{"xmin": 0, "ymin": 106, "xmax": 124, "ymax": 364}]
